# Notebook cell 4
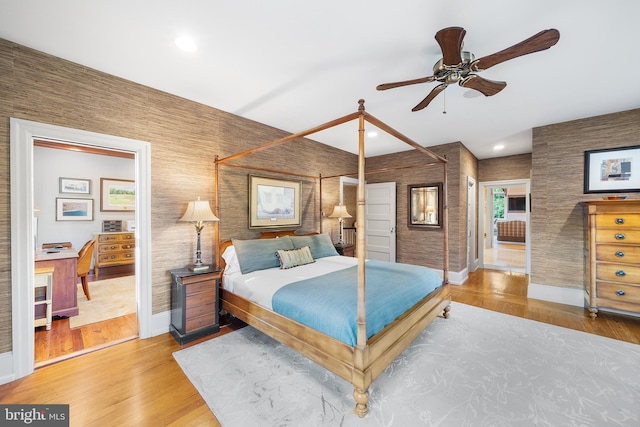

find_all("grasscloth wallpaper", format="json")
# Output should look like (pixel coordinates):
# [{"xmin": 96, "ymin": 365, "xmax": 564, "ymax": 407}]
[
  {"xmin": 0, "ymin": 39, "xmax": 356, "ymax": 353},
  {"xmin": 531, "ymin": 108, "xmax": 640, "ymax": 289}
]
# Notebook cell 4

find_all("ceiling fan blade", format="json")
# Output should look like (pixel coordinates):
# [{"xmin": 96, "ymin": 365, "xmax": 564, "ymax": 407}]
[
  {"xmin": 472, "ymin": 29, "xmax": 560, "ymax": 71},
  {"xmin": 376, "ymin": 75, "xmax": 436, "ymax": 91},
  {"xmin": 435, "ymin": 26, "xmax": 466, "ymax": 66},
  {"xmin": 412, "ymin": 83, "xmax": 448, "ymax": 112},
  {"xmin": 459, "ymin": 74, "xmax": 507, "ymax": 96}
]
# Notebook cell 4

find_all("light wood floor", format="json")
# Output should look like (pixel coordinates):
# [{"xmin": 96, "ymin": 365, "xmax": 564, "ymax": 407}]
[{"xmin": 4, "ymin": 269, "xmax": 639, "ymax": 426}]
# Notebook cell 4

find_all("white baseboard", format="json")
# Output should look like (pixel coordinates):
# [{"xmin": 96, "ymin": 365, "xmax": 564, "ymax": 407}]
[
  {"xmin": 0, "ymin": 351, "xmax": 15, "ymax": 385},
  {"xmin": 528, "ymin": 282, "xmax": 584, "ymax": 307},
  {"xmin": 151, "ymin": 310, "xmax": 171, "ymax": 337}
]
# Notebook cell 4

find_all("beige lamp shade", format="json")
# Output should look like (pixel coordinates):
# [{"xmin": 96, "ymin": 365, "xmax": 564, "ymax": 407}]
[
  {"xmin": 328, "ymin": 205, "xmax": 352, "ymax": 219},
  {"xmin": 179, "ymin": 197, "xmax": 219, "ymax": 223}
]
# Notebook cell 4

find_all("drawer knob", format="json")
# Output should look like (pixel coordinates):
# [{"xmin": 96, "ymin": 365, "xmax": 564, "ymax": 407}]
[
  {"xmin": 615, "ymin": 233, "xmax": 626, "ymax": 240},
  {"xmin": 615, "ymin": 251, "xmax": 625, "ymax": 257},
  {"xmin": 615, "ymin": 217, "xmax": 625, "ymax": 225},
  {"xmin": 616, "ymin": 289, "xmax": 626, "ymax": 296},
  {"xmin": 615, "ymin": 270, "xmax": 626, "ymax": 277}
]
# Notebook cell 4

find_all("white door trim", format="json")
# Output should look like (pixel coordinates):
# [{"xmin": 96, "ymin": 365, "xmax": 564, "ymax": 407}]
[
  {"xmin": 10, "ymin": 118, "xmax": 152, "ymax": 381},
  {"xmin": 478, "ymin": 179, "xmax": 530, "ymax": 274}
]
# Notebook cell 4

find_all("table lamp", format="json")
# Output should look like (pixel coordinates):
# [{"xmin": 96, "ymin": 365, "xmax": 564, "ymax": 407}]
[
  {"xmin": 179, "ymin": 197, "xmax": 219, "ymax": 272},
  {"xmin": 329, "ymin": 204, "xmax": 352, "ymax": 244}
]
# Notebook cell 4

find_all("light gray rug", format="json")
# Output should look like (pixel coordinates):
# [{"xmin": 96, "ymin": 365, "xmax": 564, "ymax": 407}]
[{"xmin": 173, "ymin": 302, "xmax": 640, "ymax": 426}]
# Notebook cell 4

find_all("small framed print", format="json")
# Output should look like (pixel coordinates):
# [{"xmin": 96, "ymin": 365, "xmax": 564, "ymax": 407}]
[
  {"xmin": 584, "ymin": 145, "xmax": 640, "ymax": 193},
  {"xmin": 56, "ymin": 198, "xmax": 94, "ymax": 221},
  {"xmin": 100, "ymin": 178, "xmax": 135, "ymax": 212},
  {"xmin": 59, "ymin": 177, "xmax": 91, "ymax": 194},
  {"xmin": 249, "ymin": 175, "xmax": 301, "ymax": 228}
]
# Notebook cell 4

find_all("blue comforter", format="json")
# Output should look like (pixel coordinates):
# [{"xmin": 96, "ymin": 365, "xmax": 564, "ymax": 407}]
[{"xmin": 272, "ymin": 260, "xmax": 442, "ymax": 345}]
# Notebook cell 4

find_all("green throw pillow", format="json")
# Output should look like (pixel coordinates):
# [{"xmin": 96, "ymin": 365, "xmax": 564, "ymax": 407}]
[{"xmin": 276, "ymin": 246, "xmax": 315, "ymax": 269}]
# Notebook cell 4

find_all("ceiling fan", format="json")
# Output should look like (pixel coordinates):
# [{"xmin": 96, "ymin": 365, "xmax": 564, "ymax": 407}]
[{"xmin": 376, "ymin": 27, "xmax": 560, "ymax": 111}]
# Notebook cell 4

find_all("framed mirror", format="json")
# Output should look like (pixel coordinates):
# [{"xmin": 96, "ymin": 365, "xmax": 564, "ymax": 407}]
[{"xmin": 408, "ymin": 182, "xmax": 442, "ymax": 228}]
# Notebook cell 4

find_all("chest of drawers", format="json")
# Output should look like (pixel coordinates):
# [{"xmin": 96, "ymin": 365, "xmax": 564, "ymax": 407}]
[
  {"xmin": 93, "ymin": 232, "xmax": 135, "ymax": 279},
  {"xmin": 583, "ymin": 201, "xmax": 640, "ymax": 318},
  {"xmin": 170, "ymin": 269, "xmax": 220, "ymax": 344}
]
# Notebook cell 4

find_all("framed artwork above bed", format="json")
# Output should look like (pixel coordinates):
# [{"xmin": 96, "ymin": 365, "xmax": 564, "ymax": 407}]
[{"xmin": 249, "ymin": 175, "xmax": 301, "ymax": 228}]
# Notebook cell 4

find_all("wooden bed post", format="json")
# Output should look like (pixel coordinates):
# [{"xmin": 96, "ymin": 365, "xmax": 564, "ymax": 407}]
[
  {"xmin": 213, "ymin": 155, "xmax": 220, "ymax": 270},
  {"xmin": 354, "ymin": 99, "xmax": 369, "ymax": 417},
  {"xmin": 442, "ymin": 161, "xmax": 449, "ymax": 286},
  {"xmin": 319, "ymin": 174, "xmax": 323, "ymax": 234}
]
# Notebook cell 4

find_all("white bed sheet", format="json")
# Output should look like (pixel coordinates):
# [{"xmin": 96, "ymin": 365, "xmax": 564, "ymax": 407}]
[{"xmin": 222, "ymin": 255, "xmax": 357, "ymax": 309}]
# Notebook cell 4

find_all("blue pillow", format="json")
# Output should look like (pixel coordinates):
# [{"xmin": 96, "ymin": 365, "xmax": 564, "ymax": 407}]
[
  {"xmin": 232, "ymin": 236, "xmax": 295, "ymax": 274},
  {"xmin": 290, "ymin": 234, "xmax": 338, "ymax": 258}
]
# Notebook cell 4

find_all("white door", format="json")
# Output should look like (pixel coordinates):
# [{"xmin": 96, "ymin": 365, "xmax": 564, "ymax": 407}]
[
  {"xmin": 365, "ymin": 182, "xmax": 396, "ymax": 261},
  {"xmin": 467, "ymin": 177, "xmax": 477, "ymax": 273}
]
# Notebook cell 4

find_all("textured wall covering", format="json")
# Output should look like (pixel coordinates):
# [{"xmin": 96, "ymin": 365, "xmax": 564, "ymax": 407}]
[
  {"xmin": 478, "ymin": 154, "xmax": 532, "ymax": 182},
  {"xmin": 531, "ymin": 108, "xmax": 640, "ymax": 289},
  {"xmin": 366, "ymin": 142, "xmax": 475, "ymax": 273},
  {"xmin": 0, "ymin": 39, "xmax": 356, "ymax": 353}
]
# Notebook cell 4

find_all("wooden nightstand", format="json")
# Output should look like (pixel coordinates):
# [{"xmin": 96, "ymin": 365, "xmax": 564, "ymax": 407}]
[
  {"xmin": 334, "ymin": 243, "xmax": 355, "ymax": 257},
  {"xmin": 169, "ymin": 268, "xmax": 220, "ymax": 345}
]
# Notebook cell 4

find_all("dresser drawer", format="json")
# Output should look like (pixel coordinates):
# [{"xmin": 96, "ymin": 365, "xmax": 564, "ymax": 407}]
[
  {"xmin": 597, "ymin": 282, "xmax": 640, "ymax": 305},
  {"xmin": 595, "ymin": 229, "xmax": 640, "ymax": 244},
  {"xmin": 97, "ymin": 252, "xmax": 134, "ymax": 263},
  {"xmin": 595, "ymin": 214, "xmax": 640, "ymax": 229},
  {"xmin": 596, "ymin": 263, "xmax": 640, "ymax": 283},
  {"xmin": 596, "ymin": 244, "xmax": 640, "ymax": 264}
]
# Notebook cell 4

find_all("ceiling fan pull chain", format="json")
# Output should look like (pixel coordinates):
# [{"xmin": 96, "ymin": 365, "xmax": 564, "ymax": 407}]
[{"xmin": 442, "ymin": 90, "xmax": 447, "ymax": 114}]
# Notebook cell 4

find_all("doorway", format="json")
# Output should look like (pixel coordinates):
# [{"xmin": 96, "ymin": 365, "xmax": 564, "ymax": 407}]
[
  {"xmin": 33, "ymin": 142, "xmax": 138, "ymax": 366},
  {"xmin": 478, "ymin": 179, "xmax": 530, "ymax": 274},
  {"xmin": 10, "ymin": 118, "xmax": 152, "ymax": 380}
]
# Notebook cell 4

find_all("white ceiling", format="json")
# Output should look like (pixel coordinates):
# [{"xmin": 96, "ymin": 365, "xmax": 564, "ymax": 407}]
[{"xmin": 2, "ymin": 0, "xmax": 640, "ymax": 159}]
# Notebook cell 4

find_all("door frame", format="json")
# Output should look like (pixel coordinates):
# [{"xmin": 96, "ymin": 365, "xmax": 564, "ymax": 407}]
[
  {"xmin": 467, "ymin": 176, "xmax": 477, "ymax": 273},
  {"xmin": 478, "ymin": 179, "xmax": 531, "ymax": 274},
  {"xmin": 10, "ymin": 118, "xmax": 153, "ymax": 380}
]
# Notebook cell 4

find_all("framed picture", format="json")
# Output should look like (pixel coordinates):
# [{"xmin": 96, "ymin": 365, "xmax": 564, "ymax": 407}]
[
  {"xmin": 584, "ymin": 145, "xmax": 640, "ymax": 193},
  {"xmin": 59, "ymin": 177, "xmax": 91, "ymax": 194},
  {"xmin": 249, "ymin": 175, "xmax": 301, "ymax": 228},
  {"xmin": 56, "ymin": 198, "xmax": 94, "ymax": 221},
  {"xmin": 100, "ymin": 178, "xmax": 135, "ymax": 212},
  {"xmin": 408, "ymin": 182, "xmax": 443, "ymax": 228}
]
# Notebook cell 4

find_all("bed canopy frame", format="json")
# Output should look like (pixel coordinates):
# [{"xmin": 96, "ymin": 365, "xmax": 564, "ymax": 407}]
[{"xmin": 212, "ymin": 99, "xmax": 450, "ymax": 417}]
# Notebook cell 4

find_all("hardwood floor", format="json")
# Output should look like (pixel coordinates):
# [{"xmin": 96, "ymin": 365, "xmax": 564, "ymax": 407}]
[
  {"xmin": 5, "ymin": 269, "xmax": 639, "ymax": 426},
  {"xmin": 34, "ymin": 268, "xmax": 138, "ymax": 367}
]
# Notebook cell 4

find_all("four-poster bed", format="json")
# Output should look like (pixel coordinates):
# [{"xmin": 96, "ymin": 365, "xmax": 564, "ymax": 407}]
[{"xmin": 212, "ymin": 99, "xmax": 451, "ymax": 417}]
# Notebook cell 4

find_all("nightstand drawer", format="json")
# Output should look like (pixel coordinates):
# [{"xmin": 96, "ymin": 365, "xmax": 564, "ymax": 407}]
[
  {"xmin": 186, "ymin": 291, "xmax": 216, "ymax": 309},
  {"xmin": 185, "ymin": 312, "xmax": 216, "ymax": 333}
]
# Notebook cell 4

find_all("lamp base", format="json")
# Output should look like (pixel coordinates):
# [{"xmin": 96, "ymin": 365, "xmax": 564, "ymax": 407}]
[{"xmin": 188, "ymin": 263, "xmax": 210, "ymax": 272}]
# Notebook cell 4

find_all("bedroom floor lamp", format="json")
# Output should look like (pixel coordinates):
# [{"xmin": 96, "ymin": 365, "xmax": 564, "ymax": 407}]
[
  {"xmin": 329, "ymin": 204, "xmax": 352, "ymax": 244},
  {"xmin": 179, "ymin": 197, "xmax": 219, "ymax": 272}
]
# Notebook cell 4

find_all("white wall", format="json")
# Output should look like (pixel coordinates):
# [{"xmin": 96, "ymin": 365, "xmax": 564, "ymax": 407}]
[{"xmin": 34, "ymin": 146, "xmax": 135, "ymax": 253}]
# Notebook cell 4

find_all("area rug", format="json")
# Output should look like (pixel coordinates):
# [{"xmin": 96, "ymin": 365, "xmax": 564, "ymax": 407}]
[
  {"xmin": 69, "ymin": 275, "xmax": 136, "ymax": 328},
  {"xmin": 173, "ymin": 302, "xmax": 640, "ymax": 426}
]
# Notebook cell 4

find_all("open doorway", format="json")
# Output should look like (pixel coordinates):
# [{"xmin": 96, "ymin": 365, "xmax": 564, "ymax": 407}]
[
  {"xmin": 33, "ymin": 141, "xmax": 138, "ymax": 367},
  {"xmin": 478, "ymin": 179, "xmax": 530, "ymax": 274},
  {"xmin": 10, "ymin": 118, "xmax": 152, "ymax": 381}
]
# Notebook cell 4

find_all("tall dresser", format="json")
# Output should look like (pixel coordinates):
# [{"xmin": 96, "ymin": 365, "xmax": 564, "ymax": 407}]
[
  {"xmin": 94, "ymin": 231, "xmax": 135, "ymax": 279},
  {"xmin": 583, "ymin": 200, "xmax": 640, "ymax": 318}
]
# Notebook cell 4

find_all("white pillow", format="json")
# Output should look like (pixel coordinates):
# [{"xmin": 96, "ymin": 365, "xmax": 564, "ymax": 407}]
[{"xmin": 221, "ymin": 245, "xmax": 241, "ymax": 275}]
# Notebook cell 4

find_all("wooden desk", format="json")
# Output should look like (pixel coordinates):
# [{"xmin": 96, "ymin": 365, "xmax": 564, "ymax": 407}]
[{"xmin": 35, "ymin": 248, "xmax": 79, "ymax": 318}]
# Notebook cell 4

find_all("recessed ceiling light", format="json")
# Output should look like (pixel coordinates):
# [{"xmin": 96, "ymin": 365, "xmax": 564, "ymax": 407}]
[
  {"xmin": 493, "ymin": 144, "xmax": 505, "ymax": 151},
  {"xmin": 367, "ymin": 131, "xmax": 378, "ymax": 138},
  {"xmin": 175, "ymin": 36, "xmax": 197, "ymax": 52}
]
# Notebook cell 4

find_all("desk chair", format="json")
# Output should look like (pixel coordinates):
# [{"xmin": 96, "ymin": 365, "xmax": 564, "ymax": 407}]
[{"xmin": 77, "ymin": 239, "xmax": 96, "ymax": 300}]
